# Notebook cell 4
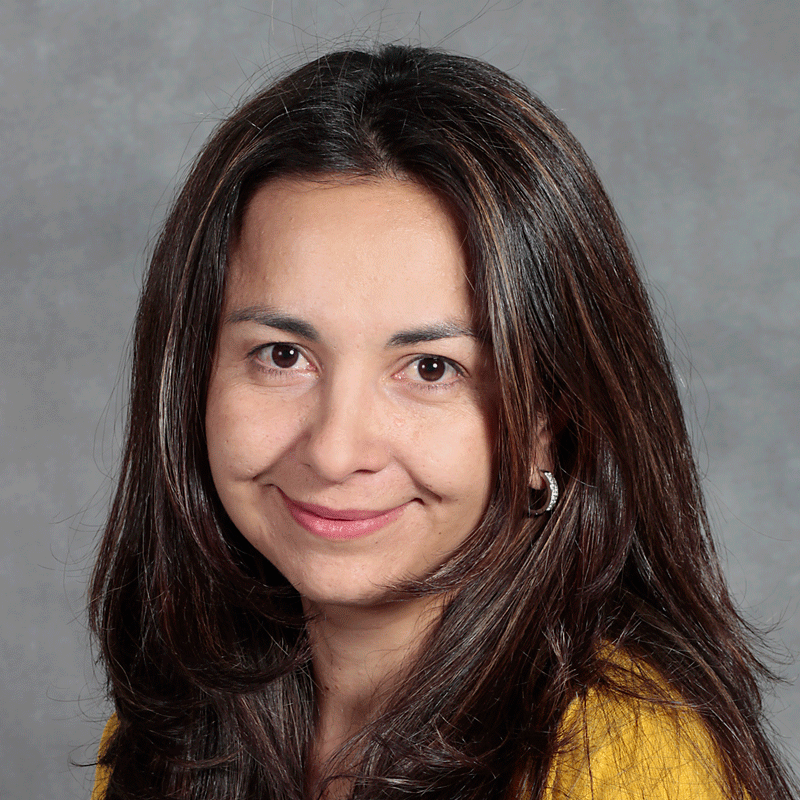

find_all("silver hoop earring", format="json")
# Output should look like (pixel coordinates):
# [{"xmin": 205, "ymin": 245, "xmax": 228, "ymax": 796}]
[{"xmin": 529, "ymin": 470, "xmax": 559, "ymax": 516}]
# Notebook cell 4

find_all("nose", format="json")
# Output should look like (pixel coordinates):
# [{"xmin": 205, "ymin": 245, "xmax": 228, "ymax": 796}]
[{"xmin": 300, "ymin": 371, "xmax": 392, "ymax": 483}]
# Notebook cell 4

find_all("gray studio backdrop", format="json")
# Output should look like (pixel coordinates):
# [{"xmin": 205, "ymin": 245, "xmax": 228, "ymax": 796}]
[{"xmin": 2, "ymin": 1, "xmax": 798, "ymax": 797}]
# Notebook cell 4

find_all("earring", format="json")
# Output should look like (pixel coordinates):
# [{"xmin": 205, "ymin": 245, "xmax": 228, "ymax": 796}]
[{"xmin": 529, "ymin": 470, "xmax": 559, "ymax": 516}]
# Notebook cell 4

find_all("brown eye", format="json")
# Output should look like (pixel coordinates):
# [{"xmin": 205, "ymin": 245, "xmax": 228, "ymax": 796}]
[
  {"xmin": 416, "ymin": 357, "xmax": 447, "ymax": 382},
  {"xmin": 269, "ymin": 344, "xmax": 300, "ymax": 369}
]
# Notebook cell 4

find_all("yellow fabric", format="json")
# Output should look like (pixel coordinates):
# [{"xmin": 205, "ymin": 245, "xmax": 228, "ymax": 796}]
[
  {"xmin": 91, "ymin": 692, "xmax": 728, "ymax": 799},
  {"xmin": 540, "ymin": 688, "xmax": 727, "ymax": 799},
  {"xmin": 91, "ymin": 715, "xmax": 116, "ymax": 800}
]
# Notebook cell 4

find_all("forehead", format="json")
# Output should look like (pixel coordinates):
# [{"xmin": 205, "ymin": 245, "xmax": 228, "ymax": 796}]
[
  {"xmin": 225, "ymin": 177, "xmax": 474, "ymax": 332},
  {"xmin": 232, "ymin": 176, "xmax": 464, "ymax": 268}
]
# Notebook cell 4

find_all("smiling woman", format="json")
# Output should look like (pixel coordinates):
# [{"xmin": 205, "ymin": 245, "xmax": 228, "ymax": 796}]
[
  {"xmin": 206, "ymin": 179, "xmax": 497, "ymax": 611},
  {"xmin": 89, "ymin": 45, "xmax": 796, "ymax": 800}
]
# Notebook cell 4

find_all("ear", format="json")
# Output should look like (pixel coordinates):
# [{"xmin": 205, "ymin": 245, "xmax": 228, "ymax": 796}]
[{"xmin": 529, "ymin": 415, "xmax": 553, "ymax": 490}]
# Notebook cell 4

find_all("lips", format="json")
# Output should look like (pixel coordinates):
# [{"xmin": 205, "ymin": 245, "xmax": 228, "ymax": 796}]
[{"xmin": 278, "ymin": 489, "xmax": 410, "ymax": 540}]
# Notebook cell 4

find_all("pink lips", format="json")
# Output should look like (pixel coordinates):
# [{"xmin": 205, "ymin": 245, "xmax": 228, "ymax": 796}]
[{"xmin": 279, "ymin": 490, "xmax": 409, "ymax": 541}]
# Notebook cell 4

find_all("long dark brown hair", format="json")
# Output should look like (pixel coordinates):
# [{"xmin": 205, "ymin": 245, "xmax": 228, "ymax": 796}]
[{"xmin": 90, "ymin": 44, "xmax": 795, "ymax": 799}]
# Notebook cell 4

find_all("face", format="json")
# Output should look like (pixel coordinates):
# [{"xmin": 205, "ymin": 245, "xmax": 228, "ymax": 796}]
[{"xmin": 205, "ymin": 177, "xmax": 496, "ymax": 610}]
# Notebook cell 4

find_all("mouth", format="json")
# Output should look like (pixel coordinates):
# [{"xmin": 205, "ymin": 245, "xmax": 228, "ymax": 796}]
[{"xmin": 278, "ymin": 489, "xmax": 411, "ymax": 541}]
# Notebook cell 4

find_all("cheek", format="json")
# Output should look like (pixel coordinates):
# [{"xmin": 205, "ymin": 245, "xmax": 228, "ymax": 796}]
[
  {"xmin": 205, "ymin": 384, "xmax": 294, "ymax": 482},
  {"xmin": 405, "ymin": 407, "xmax": 495, "ymax": 502}
]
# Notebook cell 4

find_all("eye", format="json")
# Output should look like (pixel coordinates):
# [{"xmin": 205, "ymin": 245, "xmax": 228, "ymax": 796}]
[
  {"xmin": 401, "ymin": 355, "xmax": 463, "ymax": 386},
  {"xmin": 255, "ymin": 343, "xmax": 312, "ymax": 371}
]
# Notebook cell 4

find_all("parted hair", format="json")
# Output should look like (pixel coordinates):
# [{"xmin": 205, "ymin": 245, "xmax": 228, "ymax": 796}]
[{"xmin": 90, "ymin": 44, "xmax": 794, "ymax": 799}]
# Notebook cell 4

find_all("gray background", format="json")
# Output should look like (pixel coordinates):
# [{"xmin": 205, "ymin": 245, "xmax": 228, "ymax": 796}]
[{"xmin": 2, "ymin": 1, "xmax": 798, "ymax": 797}]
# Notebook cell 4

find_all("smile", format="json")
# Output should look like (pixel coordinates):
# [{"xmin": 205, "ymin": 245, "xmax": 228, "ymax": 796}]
[{"xmin": 279, "ymin": 490, "xmax": 411, "ymax": 541}]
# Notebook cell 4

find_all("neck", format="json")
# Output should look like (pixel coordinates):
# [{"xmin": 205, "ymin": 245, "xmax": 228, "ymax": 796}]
[{"xmin": 305, "ymin": 594, "xmax": 444, "ymax": 780}]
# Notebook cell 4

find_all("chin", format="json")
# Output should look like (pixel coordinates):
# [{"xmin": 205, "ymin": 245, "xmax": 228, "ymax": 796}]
[{"xmin": 295, "ymin": 578, "xmax": 402, "ymax": 611}]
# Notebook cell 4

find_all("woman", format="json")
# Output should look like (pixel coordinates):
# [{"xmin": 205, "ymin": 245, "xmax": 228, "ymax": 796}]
[{"xmin": 89, "ymin": 44, "xmax": 795, "ymax": 799}]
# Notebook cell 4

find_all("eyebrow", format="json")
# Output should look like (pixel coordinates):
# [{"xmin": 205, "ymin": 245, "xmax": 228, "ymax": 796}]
[
  {"xmin": 226, "ymin": 307, "xmax": 319, "ymax": 341},
  {"xmin": 224, "ymin": 306, "xmax": 478, "ymax": 346},
  {"xmin": 385, "ymin": 322, "xmax": 478, "ymax": 346}
]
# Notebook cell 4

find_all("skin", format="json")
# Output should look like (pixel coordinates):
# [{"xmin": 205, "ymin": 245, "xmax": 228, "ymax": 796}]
[
  {"xmin": 206, "ymin": 177, "xmax": 497, "ymax": 609},
  {"xmin": 205, "ymin": 176, "xmax": 548, "ymax": 786}
]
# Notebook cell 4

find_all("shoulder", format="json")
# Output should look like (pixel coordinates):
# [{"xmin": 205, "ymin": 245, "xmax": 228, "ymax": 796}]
[
  {"xmin": 91, "ymin": 715, "xmax": 118, "ymax": 800},
  {"xmin": 541, "ymin": 657, "xmax": 731, "ymax": 800},
  {"xmin": 544, "ymin": 688, "xmax": 728, "ymax": 799}
]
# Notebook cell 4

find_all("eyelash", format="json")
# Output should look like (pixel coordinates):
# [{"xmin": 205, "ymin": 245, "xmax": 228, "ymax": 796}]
[
  {"xmin": 249, "ymin": 344, "xmax": 465, "ymax": 391},
  {"xmin": 251, "ymin": 343, "xmax": 314, "ymax": 377},
  {"xmin": 398, "ymin": 355, "xmax": 464, "ymax": 392}
]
